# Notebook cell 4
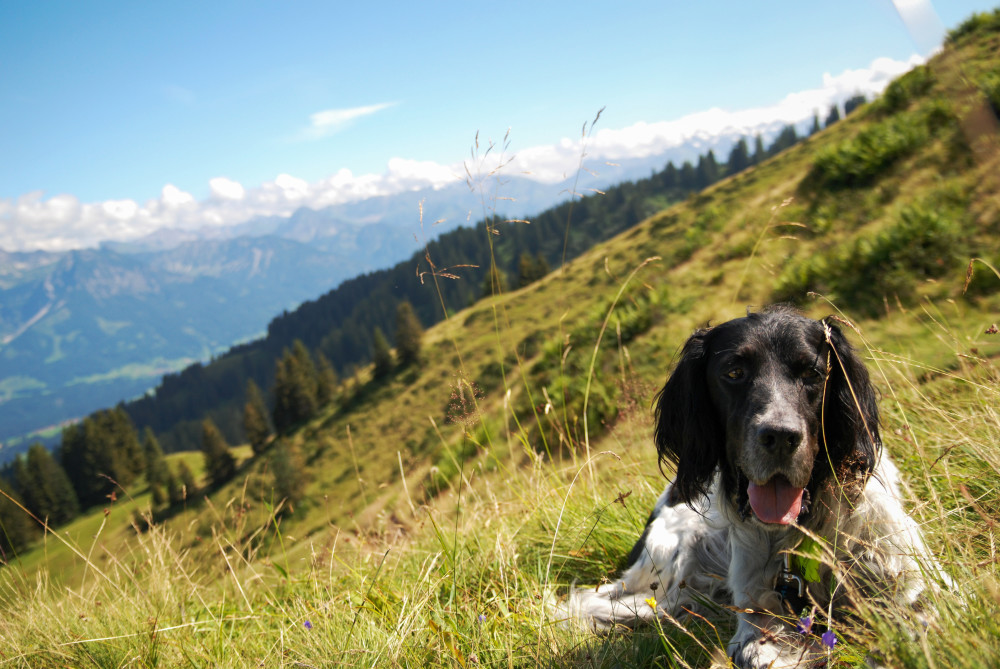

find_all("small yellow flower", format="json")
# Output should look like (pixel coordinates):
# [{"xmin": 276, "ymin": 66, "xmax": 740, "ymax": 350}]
[{"xmin": 645, "ymin": 597, "xmax": 657, "ymax": 611}]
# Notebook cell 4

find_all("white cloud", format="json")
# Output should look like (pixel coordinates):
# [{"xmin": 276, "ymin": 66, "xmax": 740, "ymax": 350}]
[
  {"xmin": 300, "ymin": 102, "xmax": 397, "ymax": 141},
  {"xmin": 0, "ymin": 55, "xmax": 922, "ymax": 253},
  {"xmin": 209, "ymin": 177, "xmax": 245, "ymax": 201},
  {"xmin": 161, "ymin": 184, "xmax": 195, "ymax": 208}
]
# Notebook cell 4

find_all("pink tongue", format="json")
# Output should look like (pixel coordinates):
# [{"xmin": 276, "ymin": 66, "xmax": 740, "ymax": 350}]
[{"xmin": 747, "ymin": 476, "xmax": 804, "ymax": 525}]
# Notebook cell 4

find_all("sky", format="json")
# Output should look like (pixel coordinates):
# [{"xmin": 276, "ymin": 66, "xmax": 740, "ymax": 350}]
[{"xmin": 1, "ymin": 0, "xmax": 996, "ymax": 252}]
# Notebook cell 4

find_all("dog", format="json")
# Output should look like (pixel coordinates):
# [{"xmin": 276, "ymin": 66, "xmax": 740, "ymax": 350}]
[{"xmin": 565, "ymin": 306, "xmax": 942, "ymax": 667}]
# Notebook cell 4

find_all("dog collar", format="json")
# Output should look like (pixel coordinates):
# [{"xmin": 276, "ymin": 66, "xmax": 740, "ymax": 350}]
[{"xmin": 776, "ymin": 536, "xmax": 824, "ymax": 614}]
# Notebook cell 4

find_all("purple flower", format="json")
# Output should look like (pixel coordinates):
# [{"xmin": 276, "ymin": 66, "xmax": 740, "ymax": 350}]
[
  {"xmin": 477, "ymin": 613, "xmax": 487, "ymax": 624},
  {"xmin": 821, "ymin": 629, "xmax": 837, "ymax": 649},
  {"xmin": 796, "ymin": 615, "xmax": 813, "ymax": 635},
  {"xmin": 303, "ymin": 620, "xmax": 313, "ymax": 630}
]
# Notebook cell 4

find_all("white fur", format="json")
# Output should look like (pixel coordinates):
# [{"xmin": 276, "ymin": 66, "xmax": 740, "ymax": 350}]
[{"xmin": 564, "ymin": 455, "xmax": 944, "ymax": 667}]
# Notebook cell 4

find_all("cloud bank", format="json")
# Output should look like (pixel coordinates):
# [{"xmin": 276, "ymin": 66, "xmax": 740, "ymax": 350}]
[{"xmin": 0, "ymin": 56, "xmax": 921, "ymax": 253}]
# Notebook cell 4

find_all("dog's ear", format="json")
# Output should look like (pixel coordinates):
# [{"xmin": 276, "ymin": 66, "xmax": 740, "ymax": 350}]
[
  {"xmin": 654, "ymin": 327, "xmax": 724, "ymax": 506},
  {"xmin": 822, "ymin": 318, "xmax": 881, "ymax": 473}
]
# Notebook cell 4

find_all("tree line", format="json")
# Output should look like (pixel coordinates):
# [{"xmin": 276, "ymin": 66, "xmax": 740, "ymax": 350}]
[{"xmin": 0, "ymin": 300, "xmax": 427, "ymax": 559}]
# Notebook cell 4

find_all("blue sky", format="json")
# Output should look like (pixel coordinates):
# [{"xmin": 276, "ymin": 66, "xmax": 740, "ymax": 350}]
[{"xmin": 0, "ymin": 0, "xmax": 996, "ymax": 251}]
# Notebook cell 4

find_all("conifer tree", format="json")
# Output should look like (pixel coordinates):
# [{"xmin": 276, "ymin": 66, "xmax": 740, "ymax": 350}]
[
  {"xmin": 165, "ymin": 467, "xmax": 184, "ymax": 506},
  {"xmin": 201, "ymin": 418, "xmax": 236, "ymax": 486},
  {"xmin": 481, "ymin": 264, "xmax": 507, "ymax": 298},
  {"xmin": 372, "ymin": 327, "xmax": 393, "ymax": 379},
  {"xmin": 243, "ymin": 379, "xmax": 272, "ymax": 454},
  {"xmin": 726, "ymin": 138, "xmax": 751, "ymax": 176},
  {"xmin": 825, "ymin": 104, "xmax": 841, "ymax": 127},
  {"xmin": 15, "ymin": 443, "xmax": 80, "ymax": 525},
  {"xmin": 272, "ymin": 341, "xmax": 320, "ymax": 432},
  {"xmin": 175, "ymin": 460, "xmax": 197, "ymax": 500},
  {"xmin": 150, "ymin": 482, "xmax": 168, "ymax": 509},
  {"xmin": 696, "ymin": 150, "xmax": 720, "ymax": 188},
  {"xmin": 678, "ymin": 161, "xmax": 697, "ymax": 190},
  {"xmin": 0, "ymin": 479, "xmax": 38, "ymax": 556},
  {"xmin": 844, "ymin": 93, "xmax": 866, "ymax": 115},
  {"xmin": 315, "ymin": 352, "xmax": 338, "ymax": 407},
  {"xmin": 810, "ymin": 113, "xmax": 822, "ymax": 135},
  {"xmin": 142, "ymin": 428, "xmax": 169, "ymax": 487},
  {"xmin": 271, "ymin": 440, "xmax": 309, "ymax": 509},
  {"xmin": 60, "ymin": 408, "xmax": 145, "ymax": 508},
  {"xmin": 395, "ymin": 301, "xmax": 424, "ymax": 367},
  {"xmin": 752, "ymin": 134, "xmax": 766, "ymax": 164}
]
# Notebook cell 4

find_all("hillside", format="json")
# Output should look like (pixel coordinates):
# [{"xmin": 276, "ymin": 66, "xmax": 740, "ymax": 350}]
[{"xmin": 2, "ymin": 10, "xmax": 1000, "ymax": 667}]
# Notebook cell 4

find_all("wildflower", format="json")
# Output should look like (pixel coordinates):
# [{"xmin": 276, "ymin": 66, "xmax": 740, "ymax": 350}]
[
  {"xmin": 477, "ymin": 613, "xmax": 486, "ymax": 624},
  {"xmin": 645, "ymin": 596, "xmax": 657, "ymax": 611},
  {"xmin": 821, "ymin": 630, "xmax": 837, "ymax": 649},
  {"xmin": 796, "ymin": 614, "xmax": 813, "ymax": 635},
  {"xmin": 303, "ymin": 620, "xmax": 313, "ymax": 630}
]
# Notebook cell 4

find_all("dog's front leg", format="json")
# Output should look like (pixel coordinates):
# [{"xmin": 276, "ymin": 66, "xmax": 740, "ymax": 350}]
[{"xmin": 726, "ymin": 531, "xmax": 818, "ymax": 668}]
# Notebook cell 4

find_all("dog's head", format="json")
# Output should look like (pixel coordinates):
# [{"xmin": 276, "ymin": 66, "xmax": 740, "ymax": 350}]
[{"xmin": 654, "ymin": 305, "xmax": 880, "ymax": 526}]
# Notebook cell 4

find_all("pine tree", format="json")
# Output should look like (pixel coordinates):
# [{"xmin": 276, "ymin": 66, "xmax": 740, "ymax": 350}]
[
  {"xmin": 395, "ymin": 301, "xmax": 424, "ymax": 367},
  {"xmin": 678, "ymin": 161, "xmax": 697, "ymax": 190},
  {"xmin": 844, "ymin": 93, "xmax": 866, "ymax": 115},
  {"xmin": 150, "ymin": 483, "xmax": 168, "ymax": 509},
  {"xmin": 142, "ymin": 428, "xmax": 169, "ymax": 487},
  {"xmin": 372, "ymin": 327, "xmax": 393, "ymax": 379},
  {"xmin": 481, "ymin": 264, "xmax": 507, "ymax": 298},
  {"xmin": 272, "ymin": 341, "xmax": 320, "ymax": 432},
  {"xmin": 768, "ymin": 124, "xmax": 799, "ymax": 156},
  {"xmin": 271, "ymin": 440, "xmax": 309, "ymax": 510},
  {"xmin": 660, "ymin": 161, "xmax": 678, "ymax": 190},
  {"xmin": 752, "ymin": 134, "xmax": 766, "ymax": 164},
  {"xmin": 809, "ymin": 113, "xmax": 822, "ymax": 135},
  {"xmin": 0, "ymin": 479, "xmax": 38, "ymax": 557},
  {"xmin": 15, "ymin": 443, "xmax": 80, "ymax": 525},
  {"xmin": 243, "ymin": 379, "xmax": 272, "ymax": 454},
  {"xmin": 60, "ymin": 408, "xmax": 144, "ymax": 508},
  {"xmin": 825, "ymin": 104, "xmax": 841, "ymax": 127},
  {"xmin": 175, "ymin": 460, "xmax": 197, "ymax": 500},
  {"xmin": 315, "ymin": 352, "xmax": 339, "ymax": 406},
  {"xmin": 201, "ymin": 418, "xmax": 236, "ymax": 486},
  {"xmin": 726, "ymin": 138, "xmax": 751, "ymax": 176},
  {"xmin": 695, "ymin": 150, "xmax": 720, "ymax": 188},
  {"xmin": 165, "ymin": 469, "xmax": 184, "ymax": 506}
]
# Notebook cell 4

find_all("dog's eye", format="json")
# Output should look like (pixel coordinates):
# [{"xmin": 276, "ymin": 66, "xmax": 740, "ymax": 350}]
[
  {"xmin": 725, "ymin": 368, "xmax": 745, "ymax": 381},
  {"xmin": 800, "ymin": 367, "xmax": 821, "ymax": 381}
]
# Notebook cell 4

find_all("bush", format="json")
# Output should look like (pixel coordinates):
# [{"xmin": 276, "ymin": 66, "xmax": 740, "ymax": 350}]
[
  {"xmin": 774, "ymin": 203, "xmax": 966, "ymax": 314},
  {"xmin": 946, "ymin": 8, "xmax": 1000, "ymax": 44},
  {"xmin": 876, "ymin": 65, "xmax": 934, "ymax": 115},
  {"xmin": 809, "ymin": 113, "xmax": 928, "ymax": 189}
]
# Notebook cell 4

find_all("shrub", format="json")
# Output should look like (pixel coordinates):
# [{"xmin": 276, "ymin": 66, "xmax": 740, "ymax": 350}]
[
  {"xmin": 809, "ymin": 113, "xmax": 927, "ymax": 189},
  {"xmin": 774, "ymin": 203, "xmax": 966, "ymax": 314},
  {"xmin": 946, "ymin": 8, "xmax": 1000, "ymax": 44},
  {"xmin": 876, "ymin": 65, "xmax": 934, "ymax": 114}
]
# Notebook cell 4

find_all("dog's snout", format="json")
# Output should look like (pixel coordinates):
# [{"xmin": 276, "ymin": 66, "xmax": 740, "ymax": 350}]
[{"xmin": 756, "ymin": 424, "xmax": 803, "ymax": 454}]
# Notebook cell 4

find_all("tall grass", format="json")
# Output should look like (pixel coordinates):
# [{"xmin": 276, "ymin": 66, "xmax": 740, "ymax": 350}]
[{"xmin": 2, "ymin": 276, "xmax": 999, "ymax": 667}]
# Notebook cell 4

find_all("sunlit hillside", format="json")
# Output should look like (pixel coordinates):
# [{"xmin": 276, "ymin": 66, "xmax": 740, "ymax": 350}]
[{"xmin": 2, "ymin": 10, "xmax": 999, "ymax": 668}]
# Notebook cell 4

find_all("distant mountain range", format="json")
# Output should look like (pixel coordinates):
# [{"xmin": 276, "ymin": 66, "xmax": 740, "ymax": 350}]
[{"xmin": 0, "ymin": 120, "xmax": 807, "ymax": 456}]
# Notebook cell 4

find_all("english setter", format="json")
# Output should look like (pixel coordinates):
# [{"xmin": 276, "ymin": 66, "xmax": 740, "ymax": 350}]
[{"xmin": 566, "ymin": 306, "xmax": 941, "ymax": 667}]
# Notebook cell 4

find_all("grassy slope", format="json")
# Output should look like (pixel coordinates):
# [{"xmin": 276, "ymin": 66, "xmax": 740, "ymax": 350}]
[{"xmin": 2, "ymin": 17, "xmax": 1000, "ymax": 667}]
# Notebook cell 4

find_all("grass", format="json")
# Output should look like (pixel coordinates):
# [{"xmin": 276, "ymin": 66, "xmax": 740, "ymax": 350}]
[
  {"xmin": 1, "ymin": 324, "xmax": 998, "ymax": 667},
  {"xmin": 2, "ymin": 17, "xmax": 1000, "ymax": 668}
]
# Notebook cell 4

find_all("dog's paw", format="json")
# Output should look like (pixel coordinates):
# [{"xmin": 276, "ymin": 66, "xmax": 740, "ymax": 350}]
[{"xmin": 727, "ymin": 614, "xmax": 825, "ymax": 668}]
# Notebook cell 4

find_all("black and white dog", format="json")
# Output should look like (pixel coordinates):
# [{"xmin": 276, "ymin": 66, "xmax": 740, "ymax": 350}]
[{"xmin": 566, "ymin": 306, "xmax": 941, "ymax": 667}]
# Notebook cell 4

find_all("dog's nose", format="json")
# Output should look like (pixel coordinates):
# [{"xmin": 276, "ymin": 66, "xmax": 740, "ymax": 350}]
[{"xmin": 756, "ymin": 424, "xmax": 803, "ymax": 454}]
